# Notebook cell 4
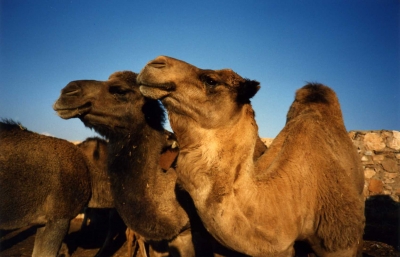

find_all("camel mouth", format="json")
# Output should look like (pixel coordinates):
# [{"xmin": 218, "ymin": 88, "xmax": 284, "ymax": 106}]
[
  {"xmin": 139, "ymin": 83, "xmax": 175, "ymax": 100},
  {"xmin": 53, "ymin": 102, "xmax": 92, "ymax": 119}
]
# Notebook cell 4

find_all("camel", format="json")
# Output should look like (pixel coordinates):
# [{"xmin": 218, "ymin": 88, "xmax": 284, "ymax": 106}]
[
  {"xmin": 0, "ymin": 120, "xmax": 91, "ymax": 257},
  {"xmin": 137, "ymin": 56, "xmax": 366, "ymax": 257},
  {"xmin": 53, "ymin": 71, "xmax": 245, "ymax": 257},
  {"xmin": 77, "ymin": 137, "xmax": 130, "ymax": 257},
  {"xmin": 0, "ymin": 122, "xmax": 130, "ymax": 257}
]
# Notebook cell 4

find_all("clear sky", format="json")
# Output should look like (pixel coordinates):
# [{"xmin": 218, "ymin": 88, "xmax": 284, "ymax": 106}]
[{"xmin": 1, "ymin": 0, "xmax": 399, "ymax": 141}]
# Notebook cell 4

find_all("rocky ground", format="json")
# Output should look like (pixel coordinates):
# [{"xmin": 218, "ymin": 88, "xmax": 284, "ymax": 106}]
[{"xmin": 1, "ymin": 195, "xmax": 399, "ymax": 257}]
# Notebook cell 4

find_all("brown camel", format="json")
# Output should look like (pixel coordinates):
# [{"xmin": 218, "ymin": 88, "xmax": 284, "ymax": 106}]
[
  {"xmin": 137, "ymin": 56, "xmax": 365, "ymax": 257},
  {"xmin": 77, "ymin": 137, "xmax": 129, "ymax": 257},
  {"xmin": 53, "ymin": 71, "xmax": 247, "ymax": 257},
  {"xmin": 0, "ymin": 120, "xmax": 91, "ymax": 257},
  {"xmin": 0, "ymin": 123, "xmax": 127, "ymax": 257}
]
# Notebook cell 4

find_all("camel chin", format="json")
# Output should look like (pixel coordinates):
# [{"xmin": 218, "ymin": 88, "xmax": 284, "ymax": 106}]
[
  {"xmin": 139, "ymin": 85, "xmax": 170, "ymax": 100},
  {"xmin": 55, "ymin": 108, "xmax": 84, "ymax": 119},
  {"xmin": 53, "ymin": 101, "xmax": 91, "ymax": 119}
]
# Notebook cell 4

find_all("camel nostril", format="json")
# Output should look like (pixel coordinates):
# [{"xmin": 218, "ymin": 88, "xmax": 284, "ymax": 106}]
[
  {"xmin": 148, "ymin": 56, "xmax": 167, "ymax": 69},
  {"xmin": 62, "ymin": 82, "xmax": 81, "ymax": 96},
  {"xmin": 148, "ymin": 61, "xmax": 166, "ymax": 69}
]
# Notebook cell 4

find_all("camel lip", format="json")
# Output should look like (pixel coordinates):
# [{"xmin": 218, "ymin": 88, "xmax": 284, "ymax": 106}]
[
  {"xmin": 53, "ymin": 102, "xmax": 92, "ymax": 119},
  {"xmin": 138, "ymin": 83, "xmax": 174, "ymax": 91},
  {"xmin": 139, "ymin": 85, "xmax": 172, "ymax": 100}
]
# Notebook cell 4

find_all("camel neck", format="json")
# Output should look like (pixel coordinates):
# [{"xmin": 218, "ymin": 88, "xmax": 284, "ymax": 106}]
[
  {"xmin": 108, "ymin": 124, "xmax": 164, "ymax": 175},
  {"xmin": 174, "ymin": 104, "xmax": 259, "ymax": 207}
]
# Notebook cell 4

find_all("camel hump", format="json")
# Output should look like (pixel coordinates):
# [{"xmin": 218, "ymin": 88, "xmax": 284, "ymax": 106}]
[
  {"xmin": 287, "ymin": 83, "xmax": 344, "ymax": 124},
  {"xmin": 296, "ymin": 83, "xmax": 336, "ymax": 104}
]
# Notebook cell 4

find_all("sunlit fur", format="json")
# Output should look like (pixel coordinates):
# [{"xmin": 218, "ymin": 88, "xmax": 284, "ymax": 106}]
[
  {"xmin": 54, "ymin": 71, "xmax": 189, "ymax": 239},
  {"xmin": 53, "ymin": 71, "xmax": 247, "ymax": 256},
  {"xmin": 137, "ymin": 56, "xmax": 365, "ymax": 257}
]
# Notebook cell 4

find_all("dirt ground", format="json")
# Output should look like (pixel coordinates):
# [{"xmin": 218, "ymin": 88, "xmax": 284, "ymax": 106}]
[{"xmin": 1, "ymin": 195, "xmax": 399, "ymax": 257}]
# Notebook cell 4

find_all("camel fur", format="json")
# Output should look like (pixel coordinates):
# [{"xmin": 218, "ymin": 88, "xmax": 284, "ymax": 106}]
[
  {"xmin": 0, "ymin": 120, "xmax": 91, "ymax": 257},
  {"xmin": 53, "ymin": 71, "xmax": 246, "ymax": 257},
  {"xmin": 137, "ymin": 56, "xmax": 365, "ymax": 257}
]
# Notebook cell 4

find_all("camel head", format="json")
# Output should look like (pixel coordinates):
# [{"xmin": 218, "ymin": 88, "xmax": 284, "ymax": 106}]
[
  {"xmin": 53, "ymin": 71, "xmax": 165, "ymax": 138},
  {"xmin": 137, "ymin": 56, "xmax": 260, "ymax": 130}
]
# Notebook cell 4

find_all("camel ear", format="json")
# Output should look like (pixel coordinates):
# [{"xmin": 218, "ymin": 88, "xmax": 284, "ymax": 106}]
[{"xmin": 237, "ymin": 79, "xmax": 260, "ymax": 103}]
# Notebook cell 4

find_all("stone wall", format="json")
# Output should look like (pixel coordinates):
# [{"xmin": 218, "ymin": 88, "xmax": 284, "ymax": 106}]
[
  {"xmin": 349, "ymin": 130, "xmax": 400, "ymax": 201},
  {"xmin": 262, "ymin": 130, "xmax": 400, "ymax": 201}
]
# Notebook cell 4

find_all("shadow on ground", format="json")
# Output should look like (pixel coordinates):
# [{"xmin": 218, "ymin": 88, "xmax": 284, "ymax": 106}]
[{"xmin": 1, "ymin": 196, "xmax": 399, "ymax": 257}]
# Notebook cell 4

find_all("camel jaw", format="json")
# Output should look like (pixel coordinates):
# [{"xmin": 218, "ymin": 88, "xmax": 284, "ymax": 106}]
[
  {"xmin": 53, "ymin": 102, "xmax": 92, "ymax": 119},
  {"xmin": 139, "ymin": 85, "xmax": 172, "ymax": 100}
]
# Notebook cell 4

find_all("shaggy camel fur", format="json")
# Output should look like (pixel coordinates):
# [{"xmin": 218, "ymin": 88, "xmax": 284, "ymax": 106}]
[
  {"xmin": 53, "ymin": 71, "xmax": 246, "ymax": 257},
  {"xmin": 0, "ymin": 120, "xmax": 91, "ymax": 257},
  {"xmin": 137, "ymin": 56, "xmax": 365, "ymax": 257},
  {"xmin": 77, "ymin": 137, "xmax": 127, "ymax": 257}
]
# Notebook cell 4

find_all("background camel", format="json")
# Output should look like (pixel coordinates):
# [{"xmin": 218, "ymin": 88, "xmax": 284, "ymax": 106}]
[
  {"xmin": 53, "ymin": 71, "xmax": 244, "ymax": 257},
  {"xmin": 76, "ymin": 137, "xmax": 128, "ymax": 257},
  {"xmin": 0, "ymin": 120, "xmax": 90, "ymax": 257},
  {"xmin": 137, "ymin": 56, "xmax": 365, "ymax": 257},
  {"xmin": 0, "ymin": 122, "xmax": 127, "ymax": 257}
]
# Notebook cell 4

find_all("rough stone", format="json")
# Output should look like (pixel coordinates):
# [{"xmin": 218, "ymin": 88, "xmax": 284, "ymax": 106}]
[
  {"xmin": 372, "ymin": 155, "xmax": 385, "ymax": 162},
  {"xmin": 361, "ymin": 155, "xmax": 374, "ymax": 165},
  {"xmin": 364, "ymin": 132, "xmax": 386, "ymax": 151},
  {"xmin": 364, "ymin": 151, "xmax": 373, "ymax": 156},
  {"xmin": 387, "ymin": 131, "xmax": 400, "ymax": 150},
  {"xmin": 368, "ymin": 179, "xmax": 383, "ymax": 195},
  {"xmin": 381, "ymin": 158, "xmax": 399, "ymax": 173},
  {"xmin": 262, "ymin": 130, "xmax": 400, "ymax": 201},
  {"xmin": 261, "ymin": 138, "xmax": 274, "ymax": 148},
  {"xmin": 384, "ymin": 172, "xmax": 398, "ymax": 179},
  {"xmin": 383, "ymin": 179, "xmax": 394, "ymax": 184},
  {"xmin": 384, "ymin": 184, "xmax": 393, "ymax": 190},
  {"xmin": 361, "ymin": 156, "xmax": 369, "ymax": 162},
  {"xmin": 364, "ymin": 168, "xmax": 376, "ymax": 179},
  {"xmin": 348, "ymin": 131, "xmax": 356, "ymax": 140}
]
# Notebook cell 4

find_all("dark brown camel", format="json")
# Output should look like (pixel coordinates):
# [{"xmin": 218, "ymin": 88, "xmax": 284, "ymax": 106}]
[
  {"xmin": 137, "ymin": 56, "xmax": 365, "ymax": 257},
  {"xmin": 53, "ymin": 71, "xmax": 240, "ymax": 257},
  {"xmin": 76, "ymin": 137, "xmax": 128, "ymax": 257},
  {"xmin": 0, "ymin": 122, "xmax": 123, "ymax": 257},
  {"xmin": 0, "ymin": 120, "xmax": 91, "ymax": 257}
]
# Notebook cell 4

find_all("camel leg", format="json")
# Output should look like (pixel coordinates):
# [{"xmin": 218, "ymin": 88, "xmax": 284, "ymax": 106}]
[
  {"xmin": 274, "ymin": 245, "xmax": 295, "ymax": 257},
  {"xmin": 308, "ymin": 238, "xmax": 362, "ymax": 257},
  {"xmin": 167, "ymin": 229, "xmax": 196, "ymax": 257},
  {"xmin": 80, "ymin": 207, "xmax": 90, "ymax": 231},
  {"xmin": 148, "ymin": 241, "xmax": 169, "ymax": 257},
  {"xmin": 312, "ymin": 248, "xmax": 359, "ymax": 257},
  {"xmin": 32, "ymin": 219, "xmax": 70, "ymax": 257},
  {"xmin": 95, "ymin": 209, "xmax": 122, "ymax": 257},
  {"xmin": 126, "ymin": 228, "xmax": 134, "ymax": 257},
  {"xmin": 137, "ymin": 236, "xmax": 148, "ymax": 257}
]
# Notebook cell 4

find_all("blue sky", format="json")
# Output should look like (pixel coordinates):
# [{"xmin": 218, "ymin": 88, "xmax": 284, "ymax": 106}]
[{"xmin": 1, "ymin": 0, "xmax": 399, "ymax": 141}]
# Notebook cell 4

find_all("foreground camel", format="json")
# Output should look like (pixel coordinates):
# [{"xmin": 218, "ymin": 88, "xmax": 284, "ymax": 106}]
[
  {"xmin": 137, "ymin": 56, "xmax": 365, "ymax": 257},
  {"xmin": 53, "ymin": 71, "xmax": 246, "ymax": 257}
]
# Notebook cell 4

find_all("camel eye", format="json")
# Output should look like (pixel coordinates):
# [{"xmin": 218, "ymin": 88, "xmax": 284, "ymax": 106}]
[
  {"xmin": 204, "ymin": 76, "xmax": 218, "ymax": 87},
  {"xmin": 109, "ymin": 86, "xmax": 128, "ymax": 96}
]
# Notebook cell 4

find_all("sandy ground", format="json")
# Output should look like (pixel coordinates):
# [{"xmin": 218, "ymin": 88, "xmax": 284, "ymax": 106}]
[{"xmin": 1, "ymin": 195, "xmax": 399, "ymax": 257}]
